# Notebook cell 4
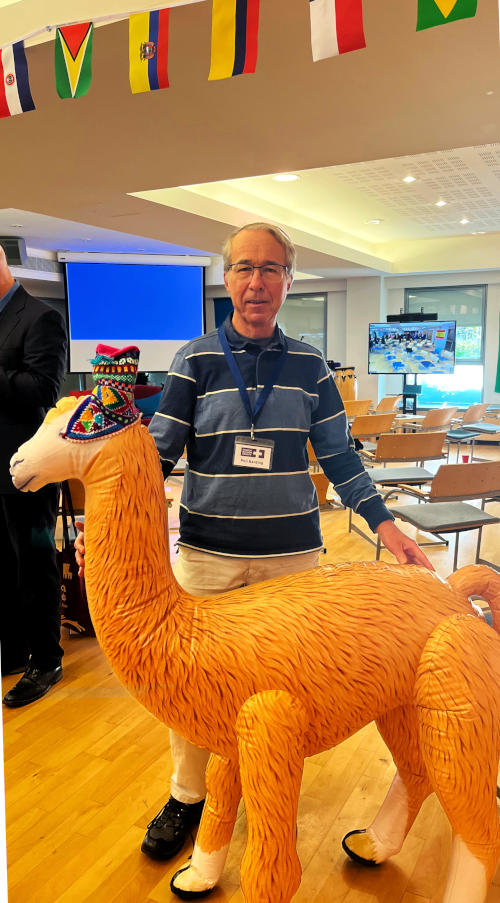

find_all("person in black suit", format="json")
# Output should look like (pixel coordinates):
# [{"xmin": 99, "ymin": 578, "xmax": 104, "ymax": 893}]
[{"xmin": 0, "ymin": 244, "xmax": 67, "ymax": 706}]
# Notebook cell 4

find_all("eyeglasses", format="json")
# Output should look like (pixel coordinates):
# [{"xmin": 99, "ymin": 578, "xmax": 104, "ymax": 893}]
[{"xmin": 226, "ymin": 263, "xmax": 288, "ymax": 283}]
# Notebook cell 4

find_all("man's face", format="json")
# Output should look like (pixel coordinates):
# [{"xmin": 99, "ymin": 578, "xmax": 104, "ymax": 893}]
[
  {"xmin": 0, "ymin": 245, "xmax": 15, "ymax": 294},
  {"xmin": 224, "ymin": 229, "xmax": 293, "ymax": 338}
]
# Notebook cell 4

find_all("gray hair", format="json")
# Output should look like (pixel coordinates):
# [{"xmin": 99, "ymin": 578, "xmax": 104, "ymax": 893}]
[{"xmin": 222, "ymin": 222, "xmax": 296, "ymax": 275}]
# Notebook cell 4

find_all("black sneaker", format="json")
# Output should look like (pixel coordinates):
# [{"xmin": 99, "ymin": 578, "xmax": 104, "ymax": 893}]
[{"xmin": 141, "ymin": 797, "xmax": 205, "ymax": 860}]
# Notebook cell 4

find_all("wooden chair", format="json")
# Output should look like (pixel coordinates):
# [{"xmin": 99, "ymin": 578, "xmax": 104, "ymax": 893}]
[
  {"xmin": 307, "ymin": 439, "xmax": 320, "ymax": 473},
  {"xmin": 374, "ymin": 395, "xmax": 402, "ymax": 413},
  {"xmin": 362, "ymin": 430, "xmax": 447, "ymax": 467},
  {"xmin": 348, "ymin": 432, "xmax": 447, "ymax": 547},
  {"xmin": 409, "ymin": 407, "xmax": 458, "ymax": 431},
  {"xmin": 350, "ymin": 412, "xmax": 396, "ymax": 441},
  {"xmin": 381, "ymin": 461, "xmax": 500, "ymax": 571},
  {"xmin": 461, "ymin": 402, "xmax": 489, "ymax": 425},
  {"xmin": 343, "ymin": 398, "xmax": 372, "ymax": 418},
  {"xmin": 66, "ymin": 479, "xmax": 85, "ymax": 515}
]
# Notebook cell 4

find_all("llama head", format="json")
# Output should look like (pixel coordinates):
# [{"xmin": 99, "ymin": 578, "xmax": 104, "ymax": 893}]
[{"xmin": 10, "ymin": 344, "xmax": 142, "ymax": 493}]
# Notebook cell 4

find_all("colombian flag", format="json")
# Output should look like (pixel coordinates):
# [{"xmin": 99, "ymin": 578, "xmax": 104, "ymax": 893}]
[
  {"xmin": 129, "ymin": 9, "xmax": 170, "ymax": 94},
  {"xmin": 0, "ymin": 42, "xmax": 35, "ymax": 119},
  {"xmin": 417, "ymin": 0, "xmax": 477, "ymax": 30},
  {"xmin": 209, "ymin": 0, "xmax": 260, "ymax": 81}
]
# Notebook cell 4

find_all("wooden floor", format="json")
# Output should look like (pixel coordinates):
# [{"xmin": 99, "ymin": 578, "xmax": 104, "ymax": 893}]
[{"xmin": 3, "ymin": 445, "xmax": 500, "ymax": 903}]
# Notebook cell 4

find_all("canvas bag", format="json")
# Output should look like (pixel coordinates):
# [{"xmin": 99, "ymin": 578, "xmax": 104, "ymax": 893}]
[{"xmin": 57, "ymin": 481, "xmax": 95, "ymax": 637}]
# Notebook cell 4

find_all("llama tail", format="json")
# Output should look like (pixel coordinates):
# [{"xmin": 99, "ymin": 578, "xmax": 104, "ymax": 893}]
[{"xmin": 447, "ymin": 564, "xmax": 500, "ymax": 634}]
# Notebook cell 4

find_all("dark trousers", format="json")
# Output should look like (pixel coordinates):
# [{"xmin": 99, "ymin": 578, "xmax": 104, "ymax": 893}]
[{"xmin": 1, "ymin": 484, "xmax": 63, "ymax": 673}]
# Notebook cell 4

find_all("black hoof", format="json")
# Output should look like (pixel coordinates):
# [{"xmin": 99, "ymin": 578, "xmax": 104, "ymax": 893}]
[
  {"xmin": 170, "ymin": 866, "xmax": 216, "ymax": 900},
  {"xmin": 342, "ymin": 829, "xmax": 379, "ymax": 867}
]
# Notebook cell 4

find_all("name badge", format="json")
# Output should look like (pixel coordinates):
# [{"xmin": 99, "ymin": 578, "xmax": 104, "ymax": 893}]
[{"xmin": 233, "ymin": 436, "xmax": 274, "ymax": 470}]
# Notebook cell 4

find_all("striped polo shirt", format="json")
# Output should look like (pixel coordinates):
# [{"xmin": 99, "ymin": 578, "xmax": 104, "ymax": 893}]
[{"xmin": 149, "ymin": 316, "xmax": 392, "ymax": 557}]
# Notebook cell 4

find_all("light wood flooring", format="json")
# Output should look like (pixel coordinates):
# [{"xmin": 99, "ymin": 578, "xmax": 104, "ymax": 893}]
[{"xmin": 3, "ymin": 446, "xmax": 500, "ymax": 903}]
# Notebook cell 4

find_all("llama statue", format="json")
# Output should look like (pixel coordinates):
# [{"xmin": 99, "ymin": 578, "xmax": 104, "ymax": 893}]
[{"xmin": 10, "ymin": 344, "xmax": 500, "ymax": 903}]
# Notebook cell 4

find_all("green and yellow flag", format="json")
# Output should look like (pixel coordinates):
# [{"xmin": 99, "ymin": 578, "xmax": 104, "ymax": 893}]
[
  {"xmin": 55, "ymin": 22, "xmax": 93, "ymax": 99},
  {"xmin": 417, "ymin": 0, "xmax": 477, "ymax": 30}
]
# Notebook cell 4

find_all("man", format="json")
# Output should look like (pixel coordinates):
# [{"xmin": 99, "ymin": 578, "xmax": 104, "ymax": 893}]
[
  {"xmin": 137, "ymin": 222, "xmax": 433, "ymax": 860},
  {"xmin": 0, "ymin": 245, "xmax": 67, "ymax": 705}
]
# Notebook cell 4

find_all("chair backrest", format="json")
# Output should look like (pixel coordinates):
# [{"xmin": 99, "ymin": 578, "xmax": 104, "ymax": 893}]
[
  {"xmin": 461, "ymin": 403, "xmax": 489, "ymax": 424},
  {"xmin": 375, "ymin": 395, "xmax": 402, "ymax": 413},
  {"xmin": 307, "ymin": 439, "xmax": 317, "ymax": 465},
  {"xmin": 66, "ymin": 478, "xmax": 85, "ymax": 514},
  {"xmin": 420, "ymin": 407, "xmax": 458, "ymax": 430},
  {"xmin": 344, "ymin": 399, "xmax": 372, "ymax": 418},
  {"xmin": 429, "ymin": 460, "xmax": 500, "ymax": 501},
  {"xmin": 373, "ymin": 430, "xmax": 446, "ymax": 463},
  {"xmin": 350, "ymin": 412, "xmax": 396, "ymax": 438}
]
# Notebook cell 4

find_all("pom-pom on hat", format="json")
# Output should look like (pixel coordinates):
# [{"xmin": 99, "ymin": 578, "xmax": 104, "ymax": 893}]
[{"xmin": 64, "ymin": 344, "xmax": 142, "ymax": 442}]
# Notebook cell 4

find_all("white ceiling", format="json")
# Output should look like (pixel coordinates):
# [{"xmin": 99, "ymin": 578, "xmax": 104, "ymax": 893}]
[{"xmin": 2, "ymin": 0, "xmax": 500, "ymax": 282}]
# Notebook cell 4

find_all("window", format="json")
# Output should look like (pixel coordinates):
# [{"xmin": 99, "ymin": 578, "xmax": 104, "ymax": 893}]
[
  {"xmin": 405, "ymin": 285, "xmax": 485, "ymax": 407},
  {"xmin": 278, "ymin": 293, "xmax": 327, "ymax": 356}
]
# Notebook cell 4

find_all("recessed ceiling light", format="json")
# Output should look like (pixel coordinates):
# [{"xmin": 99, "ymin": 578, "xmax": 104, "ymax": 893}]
[
  {"xmin": 460, "ymin": 218, "xmax": 470, "ymax": 225},
  {"xmin": 272, "ymin": 173, "xmax": 299, "ymax": 182},
  {"xmin": 9, "ymin": 223, "xmax": 24, "ymax": 227},
  {"xmin": 366, "ymin": 219, "xmax": 383, "ymax": 225},
  {"xmin": 435, "ymin": 200, "xmax": 447, "ymax": 207},
  {"xmin": 472, "ymin": 231, "xmax": 486, "ymax": 234},
  {"xmin": 402, "ymin": 176, "xmax": 416, "ymax": 183},
  {"xmin": 486, "ymin": 90, "xmax": 494, "ymax": 96}
]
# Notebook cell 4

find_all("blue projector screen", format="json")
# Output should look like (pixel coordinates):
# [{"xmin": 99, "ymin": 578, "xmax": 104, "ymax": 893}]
[{"xmin": 66, "ymin": 261, "xmax": 205, "ymax": 372}]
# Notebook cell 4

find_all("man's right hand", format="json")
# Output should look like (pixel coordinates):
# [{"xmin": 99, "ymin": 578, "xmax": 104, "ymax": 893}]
[{"xmin": 74, "ymin": 520, "xmax": 85, "ymax": 576}]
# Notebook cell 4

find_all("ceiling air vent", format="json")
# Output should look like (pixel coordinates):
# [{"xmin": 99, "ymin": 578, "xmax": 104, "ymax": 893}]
[{"xmin": 0, "ymin": 236, "xmax": 27, "ymax": 266}]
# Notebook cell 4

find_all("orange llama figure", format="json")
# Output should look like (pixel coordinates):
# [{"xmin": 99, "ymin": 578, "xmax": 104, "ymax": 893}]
[{"xmin": 10, "ymin": 393, "xmax": 500, "ymax": 903}]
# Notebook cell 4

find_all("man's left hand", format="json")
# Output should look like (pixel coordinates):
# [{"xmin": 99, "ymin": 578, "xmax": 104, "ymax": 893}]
[{"xmin": 375, "ymin": 519, "xmax": 434, "ymax": 570}]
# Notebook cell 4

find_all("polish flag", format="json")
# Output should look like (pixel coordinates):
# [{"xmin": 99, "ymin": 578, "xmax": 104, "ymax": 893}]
[{"xmin": 309, "ymin": 0, "xmax": 366, "ymax": 61}]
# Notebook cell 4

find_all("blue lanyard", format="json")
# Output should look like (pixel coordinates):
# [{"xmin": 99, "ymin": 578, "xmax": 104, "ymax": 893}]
[{"xmin": 218, "ymin": 325, "xmax": 287, "ymax": 438}]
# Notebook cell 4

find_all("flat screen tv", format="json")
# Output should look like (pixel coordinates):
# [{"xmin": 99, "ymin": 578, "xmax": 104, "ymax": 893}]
[
  {"xmin": 65, "ymin": 261, "xmax": 205, "ymax": 372},
  {"xmin": 368, "ymin": 320, "xmax": 456, "ymax": 375}
]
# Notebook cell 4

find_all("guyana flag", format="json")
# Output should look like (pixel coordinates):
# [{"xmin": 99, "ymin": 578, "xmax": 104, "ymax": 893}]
[
  {"xmin": 55, "ymin": 22, "xmax": 94, "ymax": 98},
  {"xmin": 417, "ymin": 0, "xmax": 477, "ymax": 30}
]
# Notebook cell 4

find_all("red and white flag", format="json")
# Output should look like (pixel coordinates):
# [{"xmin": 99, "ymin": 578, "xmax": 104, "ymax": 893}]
[
  {"xmin": 0, "ymin": 41, "xmax": 35, "ymax": 119},
  {"xmin": 309, "ymin": 0, "xmax": 366, "ymax": 61}
]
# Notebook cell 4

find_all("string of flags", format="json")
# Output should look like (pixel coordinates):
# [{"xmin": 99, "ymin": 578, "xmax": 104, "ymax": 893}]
[{"xmin": 0, "ymin": 0, "xmax": 481, "ymax": 120}]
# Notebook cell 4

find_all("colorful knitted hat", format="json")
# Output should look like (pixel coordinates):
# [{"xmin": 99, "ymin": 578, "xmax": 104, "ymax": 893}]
[{"xmin": 64, "ymin": 344, "xmax": 142, "ymax": 441}]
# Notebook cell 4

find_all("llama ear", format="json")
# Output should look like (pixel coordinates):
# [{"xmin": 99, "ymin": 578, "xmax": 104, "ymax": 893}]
[{"xmin": 63, "ymin": 392, "xmax": 141, "ymax": 442}]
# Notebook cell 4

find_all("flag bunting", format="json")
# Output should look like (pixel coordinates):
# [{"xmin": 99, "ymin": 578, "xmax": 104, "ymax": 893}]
[
  {"xmin": 129, "ymin": 9, "xmax": 170, "ymax": 94},
  {"xmin": 55, "ymin": 22, "xmax": 94, "ymax": 99},
  {"xmin": 416, "ymin": 0, "xmax": 478, "ymax": 31},
  {"xmin": 209, "ymin": 0, "xmax": 260, "ymax": 81},
  {"xmin": 0, "ymin": 41, "xmax": 35, "ymax": 119},
  {"xmin": 309, "ymin": 0, "xmax": 366, "ymax": 62}
]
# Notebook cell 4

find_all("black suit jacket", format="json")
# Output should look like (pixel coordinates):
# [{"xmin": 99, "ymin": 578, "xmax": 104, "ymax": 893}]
[{"xmin": 0, "ymin": 284, "xmax": 67, "ymax": 493}]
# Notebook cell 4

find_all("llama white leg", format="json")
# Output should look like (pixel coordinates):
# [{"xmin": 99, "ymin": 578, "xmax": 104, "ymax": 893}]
[
  {"xmin": 441, "ymin": 836, "xmax": 488, "ymax": 903},
  {"xmin": 236, "ymin": 689, "xmax": 308, "ymax": 903},
  {"xmin": 343, "ymin": 704, "xmax": 432, "ymax": 865},
  {"xmin": 416, "ymin": 614, "xmax": 500, "ymax": 902},
  {"xmin": 170, "ymin": 753, "xmax": 241, "ymax": 899}
]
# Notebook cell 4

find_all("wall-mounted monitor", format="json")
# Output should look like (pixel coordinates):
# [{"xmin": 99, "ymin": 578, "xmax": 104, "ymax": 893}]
[
  {"xmin": 62, "ymin": 256, "xmax": 206, "ymax": 372},
  {"xmin": 368, "ymin": 320, "xmax": 456, "ymax": 375}
]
